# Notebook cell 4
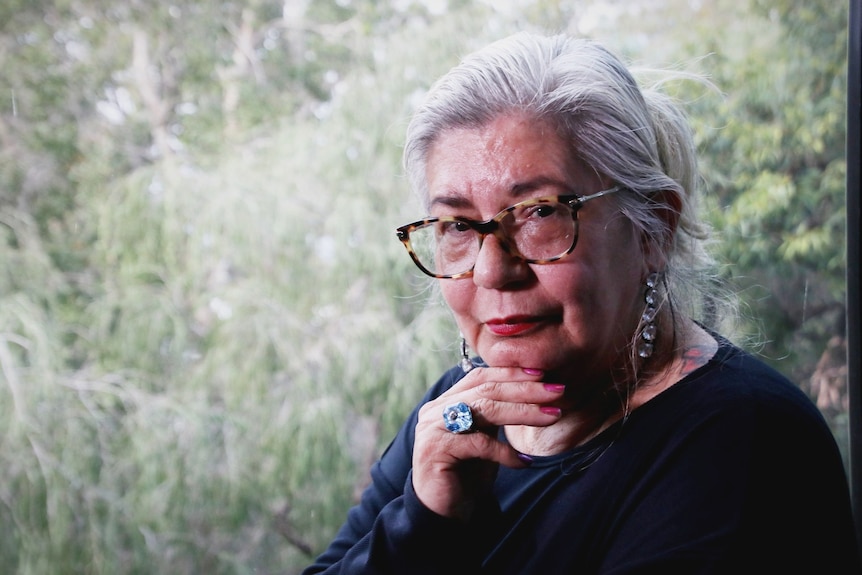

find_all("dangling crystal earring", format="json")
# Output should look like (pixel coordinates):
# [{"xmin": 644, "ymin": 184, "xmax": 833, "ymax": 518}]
[
  {"xmin": 638, "ymin": 272, "xmax": 660, "ymax": 359},
  {"xmin": 460, "ymin": 334, "xmax": 474, "ymax": 373}
]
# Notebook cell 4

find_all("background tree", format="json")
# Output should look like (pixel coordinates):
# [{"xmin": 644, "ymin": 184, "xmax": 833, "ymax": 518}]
[
  {"xmin": 613, "ymin": 0, "xmax": 850, "ymax": 445},
  {"xmin": 0, "ymin": 0, "xmax": 850, "ymax": 572}
]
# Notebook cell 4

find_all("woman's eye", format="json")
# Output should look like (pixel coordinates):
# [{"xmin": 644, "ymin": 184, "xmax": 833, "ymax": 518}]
[
  {"xmin": 535, "ymin": 205, "xmax": 557, "ymax": 217},
  {"xmin": 439, "ymin": 220, "xmax": 472, "ymax": 235},
  {"xmin": 523, "ymin": 204, "xmax": 560, "ymax": 219}
]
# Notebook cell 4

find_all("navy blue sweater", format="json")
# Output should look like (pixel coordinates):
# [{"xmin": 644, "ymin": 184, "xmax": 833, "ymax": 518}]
[{"xmin": 304, "ymin": 340, "xmax": 860, "ymax": 574}]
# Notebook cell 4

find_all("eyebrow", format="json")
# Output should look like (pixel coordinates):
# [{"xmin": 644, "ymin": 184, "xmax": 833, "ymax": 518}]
[{"xmin": 429, "ymin": 176, "xmax": 572, "ymax": 210}]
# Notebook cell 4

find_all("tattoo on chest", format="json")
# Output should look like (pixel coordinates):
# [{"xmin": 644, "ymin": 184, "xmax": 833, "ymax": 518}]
[{"xmin": 680, "ymin": 345, "xmax": 713, "ymax": 376}]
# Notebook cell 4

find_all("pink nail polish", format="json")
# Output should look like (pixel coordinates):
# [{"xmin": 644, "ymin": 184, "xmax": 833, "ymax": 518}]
[
  {"xmin": 523, "ymin": 367, "xmax": 543, "ymax": 375},
  {"xmin": 543, "ymin": 384, "xmax": 565, "ymax": 393},
  {"xmin": 540, "ymin": 406, "xmax": 562, "ymax": 417}
]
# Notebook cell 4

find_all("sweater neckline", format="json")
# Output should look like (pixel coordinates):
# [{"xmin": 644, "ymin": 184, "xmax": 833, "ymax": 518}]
[{"xmin": 501, "ymin": 337, "xmax": 736, "ymax": 470}]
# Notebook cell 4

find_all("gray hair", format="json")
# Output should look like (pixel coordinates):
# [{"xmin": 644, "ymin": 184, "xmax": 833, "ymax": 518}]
[{"xmin": 403, "ymin": 32, "xmax": 732, "ymax": 342}]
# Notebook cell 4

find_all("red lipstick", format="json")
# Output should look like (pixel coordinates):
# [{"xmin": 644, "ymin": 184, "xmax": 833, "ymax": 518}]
[{"xmin": 486, "ymin": 316, "xmax": 544, "ymax": 336}]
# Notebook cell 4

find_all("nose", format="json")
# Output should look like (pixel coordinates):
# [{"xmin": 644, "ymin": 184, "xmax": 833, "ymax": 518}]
[{"xmin": 471, "ymin": 233, "xmax": 531, "ymax": 289}]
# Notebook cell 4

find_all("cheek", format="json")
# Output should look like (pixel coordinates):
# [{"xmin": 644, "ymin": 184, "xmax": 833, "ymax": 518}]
[
  {"xmin": 439, "ymin": 281, "xmax": 473, "ymax": 319},
  {"xmin": 568, "ymin": 237, "xmax": 645, "ymax": 324}
]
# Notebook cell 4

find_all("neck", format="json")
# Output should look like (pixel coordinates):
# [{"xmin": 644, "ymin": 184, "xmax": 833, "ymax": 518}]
[
  {"xmin": 505, "ymin": 320, "xmax": 718, "ymax": 457},
  {"xmin": 505, "ymin": 388, "xmax": 626, "ymax": 456}
]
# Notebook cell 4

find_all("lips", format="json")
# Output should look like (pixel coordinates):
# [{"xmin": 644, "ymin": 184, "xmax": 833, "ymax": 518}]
[{"xmin": 485, "ymin": 315, "xmax": 552, "ymax": 336}]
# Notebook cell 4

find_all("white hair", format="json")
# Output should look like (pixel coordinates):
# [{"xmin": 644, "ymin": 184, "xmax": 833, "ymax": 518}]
[{"xmin": 403, "ymin": 32, "xmax": 733, "ymax": 345}]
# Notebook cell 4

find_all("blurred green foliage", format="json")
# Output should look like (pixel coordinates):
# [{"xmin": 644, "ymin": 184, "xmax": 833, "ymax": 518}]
[{"xmin": 0, "ymin": 0, "xmax": 850, "ymax": 572}]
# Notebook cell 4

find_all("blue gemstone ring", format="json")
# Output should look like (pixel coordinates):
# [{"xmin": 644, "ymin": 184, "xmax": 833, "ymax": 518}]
[{"xmin": 443, "ymin": 402, "xmax": 474, "ymax": 434}]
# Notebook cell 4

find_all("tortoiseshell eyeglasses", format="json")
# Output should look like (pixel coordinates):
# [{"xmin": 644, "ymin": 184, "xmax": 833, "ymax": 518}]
[{"xmin": 395, "ymin": 186, "xmax": 621, "ymax": 279}]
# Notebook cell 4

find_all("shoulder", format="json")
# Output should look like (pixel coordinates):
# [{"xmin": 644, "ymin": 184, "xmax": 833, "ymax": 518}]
[
  {"xmin": 635, "ymin": 336, "xmax": 840, "ymax": 468},
  {"xmin": 676, "ymin": 337, "xmax": 826, "ymax": 423},
  {"xmin": 626, "ymin": 334, "xmax": 849, "ymax": 496},
  {"xmin": 696, "ymin": 342, "xmax": 858, "ymax": 570},
  {"xmin": 603, "ymin": 340, "xmax": 857, "ymax": 572}
]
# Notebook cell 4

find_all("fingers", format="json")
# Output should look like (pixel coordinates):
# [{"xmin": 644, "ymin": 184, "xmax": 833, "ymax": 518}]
[
  {"xmin": 411, "ymin": 420, "xmax": 529, "ymax": 518},
  {"xmin": 431, "ymin": 367, "xmax": 565, "ymax": 430},
  {"xmin": 415, "ymin": 367, "xmax": 565, "ymax": 452},
  {"xmin": 411, "ymin": 366, "xmax": 563, "ymax": 518},
  {"xmin": 454, "ymin": 430, "xmax": 534, "ymax": 468},
  {"xmin": 439, "ymin": 366, "xmax": 549, "ymax": 396},
  {"xmin": 469, "ymin": 392, "xmax": 562, "ymax": 429}
]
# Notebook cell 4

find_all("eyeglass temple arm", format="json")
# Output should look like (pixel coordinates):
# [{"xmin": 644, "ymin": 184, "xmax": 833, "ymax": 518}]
[{"xmin": 574, "ymin": 185, "xmax": 621, "ymax": 206}]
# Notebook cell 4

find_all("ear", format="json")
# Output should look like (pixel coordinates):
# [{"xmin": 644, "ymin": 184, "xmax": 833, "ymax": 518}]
[
  {"xmin": 641, "ymin": 189, "xmax": 683, "ymax": 270},
  {"xmin": 654, "ymin": 188, "xmax": 683, "ymax": 236}
]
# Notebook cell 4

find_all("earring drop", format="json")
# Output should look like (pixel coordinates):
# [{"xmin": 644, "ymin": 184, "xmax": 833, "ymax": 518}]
[
  {"xmin": 638, "ymin": 272, "xmax": 659, "ymax": 359},
  {"xmin": 460, "ymin": 334, "xmax": 474, "ymax": 373}
]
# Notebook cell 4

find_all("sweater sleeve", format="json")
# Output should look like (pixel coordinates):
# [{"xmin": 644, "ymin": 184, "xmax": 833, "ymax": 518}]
[{"xmin": 302, "ymin": 366, "xmax": 498, "ymax": 574}]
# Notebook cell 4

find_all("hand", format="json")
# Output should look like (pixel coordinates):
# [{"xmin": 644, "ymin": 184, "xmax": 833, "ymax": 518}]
[{"xmin": 411, "ymin": 367, "xmax": 564, "ymax": 521}]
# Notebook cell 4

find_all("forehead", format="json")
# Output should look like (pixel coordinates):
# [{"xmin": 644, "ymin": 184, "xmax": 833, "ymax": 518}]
[{"xmin": 424, "ymin": 113, "xmax": 586, "ymax": 208}]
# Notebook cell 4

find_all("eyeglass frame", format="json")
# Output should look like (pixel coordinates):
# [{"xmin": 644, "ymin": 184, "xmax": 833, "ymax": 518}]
[{"xmin": 395, "ymin": 185, "xmax": 622, "ymax": 279}]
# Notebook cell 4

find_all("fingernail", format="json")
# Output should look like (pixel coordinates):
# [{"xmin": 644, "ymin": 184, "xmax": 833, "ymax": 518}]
[
  {"xmin": 522, "ymin": 367, "xmax": 543, "ymax": 376},
  {"xmin": 543, "ymin": 383, "xmax": 565, "ymax": 393},
  {"xmin": 517, "ymin": 452, "xmax": 534, "ymax": 465},
  {"xmin": 540, "ymin": 406, "xmax": 562, "ymax": 417}
]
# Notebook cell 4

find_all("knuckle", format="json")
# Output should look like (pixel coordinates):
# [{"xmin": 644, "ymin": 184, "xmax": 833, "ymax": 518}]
[
  {"xmin": 417, "ymin": 403, "xmax": 436, "ymax": 421},
  {"xmin": 476, "ymin": 379, "xmax": 504, "ymax": 397},
  {"xmin": 464, "ymin": 431, "xmax": 494, "ymax": 452},
  {"xmin": 470, "ymin": 396, "xmax": 495, "ymax": 419}
]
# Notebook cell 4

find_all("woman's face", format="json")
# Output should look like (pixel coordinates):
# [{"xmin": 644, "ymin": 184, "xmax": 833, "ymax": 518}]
[{"xmin": 426, "ymin": 113, "xmax": 649, "ymax": 384}]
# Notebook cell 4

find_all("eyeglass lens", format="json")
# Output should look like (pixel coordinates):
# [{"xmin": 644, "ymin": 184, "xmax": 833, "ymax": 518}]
[{"xmin": 408, "ymin": 200, "xmax": 576, "ymax": 277}]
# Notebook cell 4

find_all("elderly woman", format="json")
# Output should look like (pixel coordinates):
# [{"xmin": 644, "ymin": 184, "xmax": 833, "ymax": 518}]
[{"xmin": 303, "ymin": 33, "xmax": 859, "ymax": 573}]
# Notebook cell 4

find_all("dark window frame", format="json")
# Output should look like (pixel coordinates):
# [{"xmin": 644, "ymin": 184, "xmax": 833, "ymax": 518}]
[{"xmin": 846, "ymin": 0, "xmax": 861, "ymax": 558}]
